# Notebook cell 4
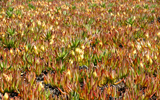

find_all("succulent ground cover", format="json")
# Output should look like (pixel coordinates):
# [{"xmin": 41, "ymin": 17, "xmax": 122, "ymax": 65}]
[{"xmin": 0, "ymin": 0, "xmax": 160, "ymax": 99}]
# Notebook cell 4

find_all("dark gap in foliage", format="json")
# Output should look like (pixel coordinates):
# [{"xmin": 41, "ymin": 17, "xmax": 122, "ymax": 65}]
[
  {"xmin": 150, "ymin": 20, "xmax": 154, "ymax": 24},
  {"xmin": 157, "ymin": 17, "xmax": 160, "ymax": 23},
  {"xmin": 119, "ymin": 44, "xmax": 123, "ymax": 48},
  {"xmin": 99, "ymin": 79, "xmax": 126, "ymax": 99},
  {"xmin": 79, "ymin": 65, "xmax": 88, "ymax": 70},
  {"xmin": 42, "ymin": 70, "xmax": 48, "ymax": 75},
  {"xmin": 153, "ymin": 70, "xmax": 157, "ymax": 77},
  {"xmin": 44, "ymin": 84, "xmax": 61, "ymax": 98},
  {"xmin": 36, "ymin": 69, "xmax": 55, "ymax": 82},
  {"xmin": 9, "ymin": 91, "xmax": 18, "ymax": 98},
  {"xmin": 149, "ymin": 93, "xmax": 157, "ymax": 100},
  {"xmin": 0, "ymin": 56, "xmax": 3, "ymax": 60},
  {"xmin": 106, "ymin": 95, "xmax": 116, "ymax": 100},
  {"xmin": 40, "ymin": 57, "xmax": 44, "ymax": 60},
  {"xmin": 52, "ymin": 88, "xmax": 61, "ymax": 98},
  {"xmin": 140, "ymin": 86, "xmax": 147, "ymax": 94},
  {"xmin": 21, "ymin": 70, "xmax": 27, "ymax": 77},
  {"xmin": 36, "ymin": 74, "xmax": 44, "ymax": 82},
  {"xmin": 79, "ymin": 82, "xmax": 84, "ymax": 88}
]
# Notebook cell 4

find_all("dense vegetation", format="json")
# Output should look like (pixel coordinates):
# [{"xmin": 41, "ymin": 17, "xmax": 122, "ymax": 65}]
[{"xmin": 0, "ymin": 0, "xmax": 160, "ymax": 99}]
